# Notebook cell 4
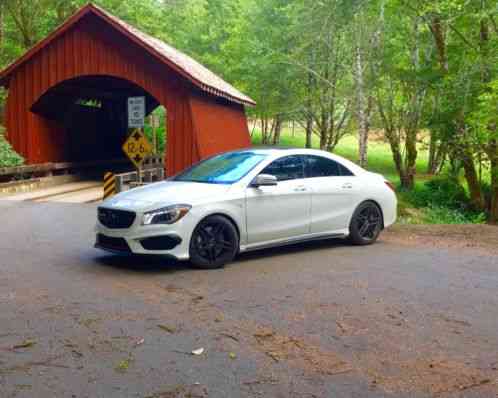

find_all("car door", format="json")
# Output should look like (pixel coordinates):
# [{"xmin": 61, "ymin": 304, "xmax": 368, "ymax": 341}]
[
  {"xmin": 303, "ymin": 155, "xmax": 357, "ymax": 234},
  {"xmin": 245, "ymin": 155, "xmax": 311, "ymax": 244}
]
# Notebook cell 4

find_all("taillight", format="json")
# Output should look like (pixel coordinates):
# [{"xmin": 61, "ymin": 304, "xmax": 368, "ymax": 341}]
[{"xmin": 385, "ymin": 181, "xmax": 396, "ymax": 192}]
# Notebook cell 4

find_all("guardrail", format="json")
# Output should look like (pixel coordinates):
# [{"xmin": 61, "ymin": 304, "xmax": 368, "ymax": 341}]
[
  {"xmin": 141, "ymin": 155, "xmax": 164, "ymax": 170},
  {"xmin": 114, "ymin": 168, "xmax": 165, "ymax": 192}
]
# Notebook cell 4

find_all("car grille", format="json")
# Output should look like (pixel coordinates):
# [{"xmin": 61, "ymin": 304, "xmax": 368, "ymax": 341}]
[
  {"xmin": 95, "ymin": 234, "xmax": 131, "ymax": 253},
  {"xmin": 98, "ymin": 207, "xmax": 136, "ymax": 229}
]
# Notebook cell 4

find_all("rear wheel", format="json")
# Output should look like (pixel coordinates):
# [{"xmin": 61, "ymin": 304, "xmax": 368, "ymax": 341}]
[
  {"xmin": 189, "ymin": 215, "xmax": 239, "ymax": 269},
  {"xmin": 349, "ymin": 201, "xmax": 383, "ymax": 245}
]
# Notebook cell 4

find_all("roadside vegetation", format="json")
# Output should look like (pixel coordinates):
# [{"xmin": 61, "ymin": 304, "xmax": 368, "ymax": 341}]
[
  {"xmin": 0, "ymin": 0, "xmax": 496, "ymax": 224},
  {"xmin": 0, "ymin": 127, "xmax": 23, "ymax": 168}
]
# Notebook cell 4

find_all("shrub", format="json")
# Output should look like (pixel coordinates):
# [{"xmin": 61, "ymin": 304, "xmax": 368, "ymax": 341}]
[
  {"xmin": 398, "ymin": 176, "xmax": 487, "ymax": 224},
  {"xmin": 423, "ymin": 205, "xmax": 486, "ymax": 224},
  {"xmin": 406, "ymin": 177, "xmax": 469, "ymax": 211},
  {"xmin": 0, "ymin": 128, "xmax": 24, "ymax": 167}
]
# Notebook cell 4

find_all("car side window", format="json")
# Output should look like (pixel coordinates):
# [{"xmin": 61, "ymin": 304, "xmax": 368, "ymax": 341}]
[
  {"xmin": 261, "ymin": 155, "xmax": 305, "ymax": 181},
  {"xmin": 338, "ymin": 163, "xmax": 354, "ymax": 176},
  {"xmin": 305, "ymin": 155, "xmax": 355, "ymax": 178}
]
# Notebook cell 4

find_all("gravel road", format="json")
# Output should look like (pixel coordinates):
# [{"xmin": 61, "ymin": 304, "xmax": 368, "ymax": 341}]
[{"xmin": 1, "ymin": 200, "xmax": 497, "ymax": 398}]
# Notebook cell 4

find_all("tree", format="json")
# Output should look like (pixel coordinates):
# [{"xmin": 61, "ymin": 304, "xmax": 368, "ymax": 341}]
[
  {"xmin": 287, "ymin": 0, "xmax": 354, "ymax": 152},
  {"xmin": 373, "ymin": 3, "xmax": 431, "ymax": 189},
  {"xmin": 350, "ymin": 1, "xmax": 384, "ymax": 167},
  {"xmin": 215, "ymin": 0, "xmax": 299, "ymax": 145},
  {"xmin": 411, "ymin": 0, "xmax": 498, "ymax": 217}
]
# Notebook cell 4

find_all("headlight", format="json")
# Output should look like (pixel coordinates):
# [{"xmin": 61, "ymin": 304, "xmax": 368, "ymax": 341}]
[{"xmin": 142, "ymin": 204, "xmax": 191, "ymax": 225}]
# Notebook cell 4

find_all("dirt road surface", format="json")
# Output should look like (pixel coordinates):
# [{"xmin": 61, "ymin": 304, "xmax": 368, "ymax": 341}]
[{"xmin": 1, "ymin": 200, "xmax": 497, "ymax": 397}]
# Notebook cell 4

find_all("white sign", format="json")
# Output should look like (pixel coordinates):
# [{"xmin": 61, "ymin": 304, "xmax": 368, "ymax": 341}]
[{"xmin": 127, "ymin": 97, "xmax": 145, "ymax": 128}]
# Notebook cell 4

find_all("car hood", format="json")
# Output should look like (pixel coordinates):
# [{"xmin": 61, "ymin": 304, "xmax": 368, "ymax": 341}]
[{"xmin": 102, "ymin": 180, "xmax": 232, "ymax": 212}]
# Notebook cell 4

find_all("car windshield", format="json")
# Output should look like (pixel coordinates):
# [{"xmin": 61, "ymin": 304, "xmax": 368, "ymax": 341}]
[{"xmin": 174, "ymin": 152, "xmax": 267, "ymax": 184}]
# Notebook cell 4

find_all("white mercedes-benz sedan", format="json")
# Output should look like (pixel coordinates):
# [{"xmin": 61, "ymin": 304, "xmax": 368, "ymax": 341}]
[{"xmin": 95, "ymin": 148, "xmax": 397, "ymax": 268}]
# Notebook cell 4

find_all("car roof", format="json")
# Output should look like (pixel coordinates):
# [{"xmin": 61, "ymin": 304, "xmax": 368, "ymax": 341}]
[{"xmin": 241, "ymin": 147, "xmax": 324, "ymax": 155}]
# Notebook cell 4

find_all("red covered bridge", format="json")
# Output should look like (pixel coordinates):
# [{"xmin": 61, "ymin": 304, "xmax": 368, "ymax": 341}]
[{"xmin": 0, "ymin": 4, "xmax": 254, "ymax": 175}]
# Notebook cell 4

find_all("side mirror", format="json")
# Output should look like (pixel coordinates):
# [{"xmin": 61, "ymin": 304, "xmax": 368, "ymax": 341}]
[{"xmin": 251, "ymin": 174, "xmax": 278, "ymax": 187}]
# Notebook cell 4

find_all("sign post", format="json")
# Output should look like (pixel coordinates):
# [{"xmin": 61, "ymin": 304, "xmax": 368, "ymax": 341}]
[
  {"xmin": 150, "ymin": 114, "xmax": 160, "ymax": 154},
  {"xmin": 124, "ymin": 97, "xmax": 151, "ymax": 184}
]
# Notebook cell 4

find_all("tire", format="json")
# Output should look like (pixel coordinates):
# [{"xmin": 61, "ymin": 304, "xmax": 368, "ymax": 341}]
[
  {"xmin": 349, "ymin": 201, "xmax": 383, "ymax": 245},
  {"xmin": 189, "ymin": 215, "xmax": 239, "ymax": 269}
]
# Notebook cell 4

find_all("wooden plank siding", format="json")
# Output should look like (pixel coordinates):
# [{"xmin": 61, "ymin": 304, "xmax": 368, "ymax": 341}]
[{"xmin": 2, "ymin": 10, "xmax": 251, "ymax": 175}]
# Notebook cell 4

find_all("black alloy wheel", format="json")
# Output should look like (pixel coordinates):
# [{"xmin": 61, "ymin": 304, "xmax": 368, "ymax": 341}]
[
  {"xmin": 349, "ymin": 201, "xmax": 383, "ymax": 245},
  {"xmin": 189, "ymin": 215, "xmax": 239, "ymax": 269}
]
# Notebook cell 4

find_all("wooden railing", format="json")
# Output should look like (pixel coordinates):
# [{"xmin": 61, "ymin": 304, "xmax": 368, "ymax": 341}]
[
  {"xmin": 0, "ymin": 156, "xmax": 166, "ymax": 194},
  {"xmin": 0, "ymin": 158, "xmax": 130, "ymax": 177},
  {"xmin": 114, "ymin": 169, "xmax": 165, "ymax": 192}
]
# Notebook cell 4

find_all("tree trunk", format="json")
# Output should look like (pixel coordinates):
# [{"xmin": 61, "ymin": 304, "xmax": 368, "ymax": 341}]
[
  {"xmin": 272, "ymin": 116, "xmax": 282, "ymax": 145},
  {"xmin": 261, "ymin": 118, "xmax": 268, "ymax": 145},
  {"xmin": 268, "ymin": 118, "xmax": 276, "ymax": 144},
  {"xmin": 461, "ymin": 150, "xmax": 483, "ymax": 210},
  {"xmin": 434, "ymin": 144, "xmax": 446, "ymax": 174},
  {"xmin": 429, "ymin": 16, "xmax": 448, "ymax": 73},
  {"xmin": 305, "ymin": 116, "xmax": 312, "ymax": 148},
  {"xmin": 404, "ymin": 128, "xmax": 418, "ymax": 189},
  {"xmin": 318, "ymin": 111, "xmax": 327, "ymax": 150},
  {"xmin": 427, "ymin": 132, "xmax": 436, "ymax": 174},
  {"xmin": 305, "ymin": 65, "xmax": 314, "ymax": 148},
  {"xmin": 447, "ymin": 151, "xmax": 461, "ymax": 179},
  {"xmin": 355, "ymin": 41, "xmax": 368, "ymax": 167},
  {"xmin": 319, "ymin": 130, "xmax": 327, "ymax": 150},
  {"xmin": 427, "ymin": 133, "xmax": 447, "ymax": 175},
  {"xmin": 385, "ymin": 130, "xmax": 408, "ymax": 188},
  {"xmin": 326, "ymin": 127, "xmax": 335, "ymax": 152},
  {"xmin": 487, "ymin": 140, "xmax": 498, "ymax": 224},
  {"xmin": 480, "ymin": 17, "xmax": 490, "ymax": 82}
]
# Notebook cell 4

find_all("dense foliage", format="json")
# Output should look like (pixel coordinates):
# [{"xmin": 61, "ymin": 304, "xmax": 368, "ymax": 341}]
[
  {"xmin": 0, "ymin": 0, "xmax": 496, "ymax": 222},
  {"xmin": 0, "ymin": 127, "xmax": 23, "ymax": 167}
]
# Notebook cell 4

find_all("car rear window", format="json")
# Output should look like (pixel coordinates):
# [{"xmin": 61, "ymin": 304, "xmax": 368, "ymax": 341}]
[{"xmin": 305, "ymin": 155, "xmax": 354, "ymax": 177}]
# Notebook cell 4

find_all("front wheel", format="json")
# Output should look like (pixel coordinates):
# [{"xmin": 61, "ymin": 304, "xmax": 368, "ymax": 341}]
[
  {"xmin": 189, "ymin": 215, "xmax": 239, "ymax": 269},
  {"xmin": 349, "ymin": 201, "xmax": 383, "ymax": 245}
]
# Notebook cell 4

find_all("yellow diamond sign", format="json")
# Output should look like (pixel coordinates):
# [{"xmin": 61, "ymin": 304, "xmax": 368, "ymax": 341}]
[{"xmin": 122, "ymin": 130, "xmax": 153, "ymax": 169}]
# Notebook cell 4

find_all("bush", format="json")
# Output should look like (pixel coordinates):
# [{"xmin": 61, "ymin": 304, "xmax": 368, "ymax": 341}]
[
  {"xmin": 400, "ymin": 176, "xmax": 486, "ymax": 224},
  {"xmin": 0, "ymin": 129, "xmax": 24, "ymax": 167},
  {"xmin": 423, "ymin": 205, "xmax": 486, "ymax": 224},
  {"xmin": 406, "ymin": 177, "xmax": 469, "ymax": 210}
]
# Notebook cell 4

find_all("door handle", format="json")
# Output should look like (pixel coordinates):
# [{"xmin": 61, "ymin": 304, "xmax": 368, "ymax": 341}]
[
  {"xmin": 342, "ymin": 183, "xmax": 353, "ymax": 189},
  {"xmin": 293, "ymin": 186, "xmax": 307, "ymax": 192}
]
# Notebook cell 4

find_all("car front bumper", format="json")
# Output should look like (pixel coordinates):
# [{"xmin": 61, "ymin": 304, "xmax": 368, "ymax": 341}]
[{"xmin": 94, "ymin": 214, "xmax": 194, "ymax": 260}]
